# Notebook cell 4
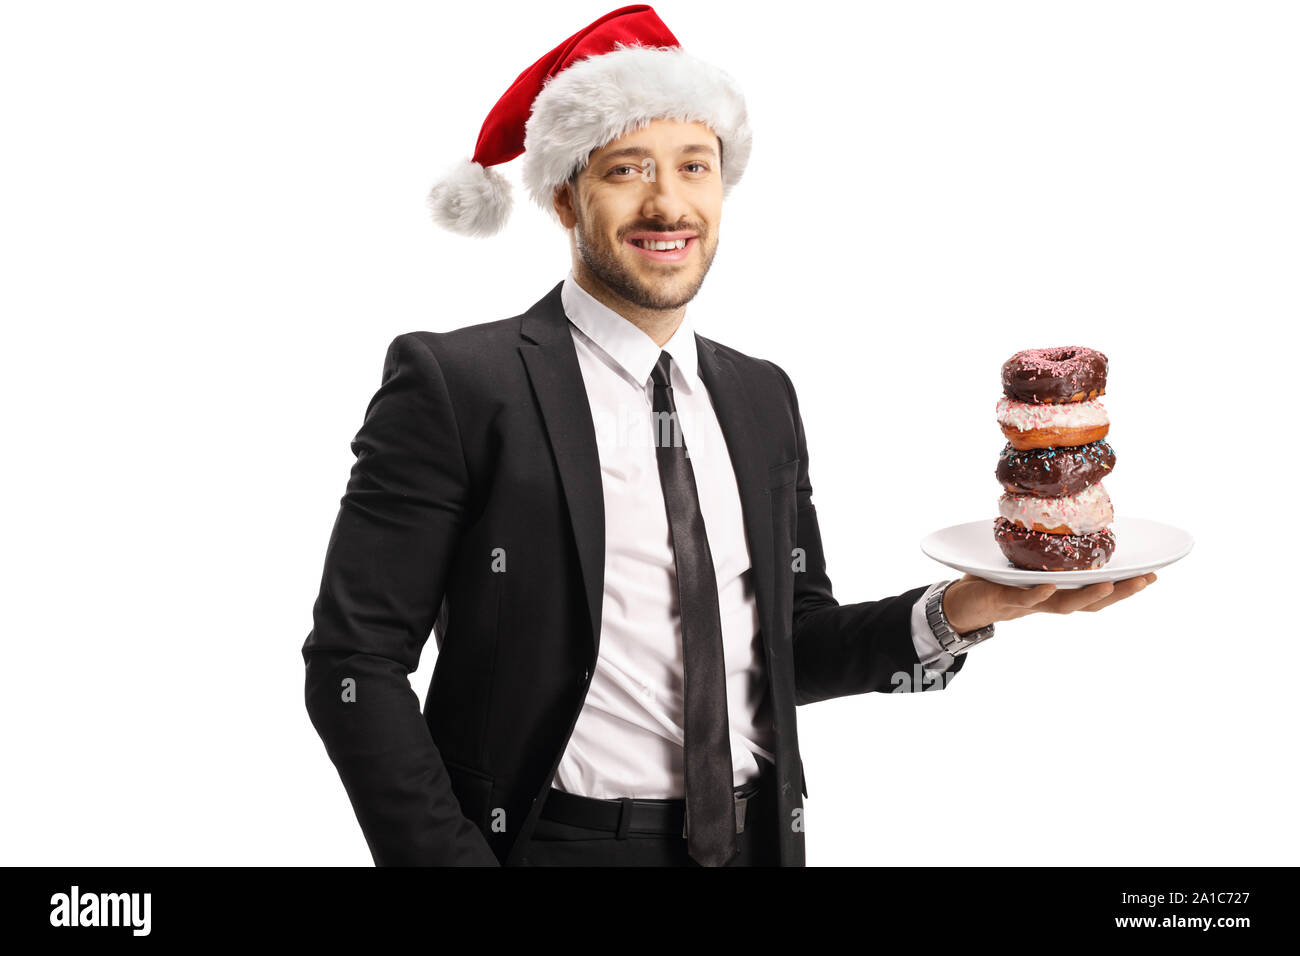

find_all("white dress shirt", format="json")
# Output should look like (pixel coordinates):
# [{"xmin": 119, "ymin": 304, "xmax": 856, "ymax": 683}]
[{"xmin": 551, "ymin": 269, "xmax": 960, "ymax": 799}]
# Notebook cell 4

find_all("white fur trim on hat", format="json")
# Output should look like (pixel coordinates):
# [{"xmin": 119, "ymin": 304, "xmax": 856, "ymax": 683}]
[
  {"xmin": 522, "ymin": 42, "xmax": 753, "ymax": 225},
  {"xmin": 427, "ymin": 157, "xmax": 514, "ymax": 238}
]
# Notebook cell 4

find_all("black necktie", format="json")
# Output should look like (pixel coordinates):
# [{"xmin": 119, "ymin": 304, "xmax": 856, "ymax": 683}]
[{"xmin": 649, "ymin": 350, "xmax": 737, "ymax": 867}]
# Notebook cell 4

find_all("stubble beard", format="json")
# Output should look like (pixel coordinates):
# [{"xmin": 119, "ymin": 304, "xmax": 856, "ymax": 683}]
[{"xmin": 573, "ymin": 209, "xmax": 715, "ymax": 312}]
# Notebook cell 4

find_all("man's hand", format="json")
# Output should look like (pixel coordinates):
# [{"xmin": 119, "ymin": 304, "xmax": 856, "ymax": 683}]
[{"xmin": 942, "ymin": 572, "xmax": 1157, "ymax": 634}]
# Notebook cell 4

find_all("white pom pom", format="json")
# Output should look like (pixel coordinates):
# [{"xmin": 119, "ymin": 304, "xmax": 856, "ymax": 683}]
[{"xmin": 427, "ymin": 158, "xmax": 513, "ymax": 237}]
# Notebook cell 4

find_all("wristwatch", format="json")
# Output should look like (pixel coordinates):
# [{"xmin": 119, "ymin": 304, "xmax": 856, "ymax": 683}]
[{"xmin": 925, "ymin": 580, "xmax": 996, "ymax": 655}]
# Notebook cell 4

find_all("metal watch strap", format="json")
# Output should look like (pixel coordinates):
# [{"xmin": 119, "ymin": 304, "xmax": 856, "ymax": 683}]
[{"xmin": 925, "ymin": 580, "xmax": 995, "ymax": 656}]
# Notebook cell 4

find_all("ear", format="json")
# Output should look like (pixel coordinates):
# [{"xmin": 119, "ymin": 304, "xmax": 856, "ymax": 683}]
[{"xmin": 553, "ymin": 180, "xmax": 578, "ymax": 229}]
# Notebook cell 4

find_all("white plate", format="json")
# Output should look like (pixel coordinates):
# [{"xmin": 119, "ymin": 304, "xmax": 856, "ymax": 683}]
[{"xmin": 920, "ymin": 516, "xmax": 1193, "ymax": 589}]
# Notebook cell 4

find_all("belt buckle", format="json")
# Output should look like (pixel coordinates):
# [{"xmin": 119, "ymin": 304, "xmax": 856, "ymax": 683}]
[{"xmin": 681, "ymin": 792, "xmax": 748, "ymax": 838}]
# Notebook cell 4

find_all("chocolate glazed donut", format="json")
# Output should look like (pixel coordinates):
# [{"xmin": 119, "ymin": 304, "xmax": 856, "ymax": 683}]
[
  {"xmin": 993, "ymin": 517, "xmax": 1116, "ymax": 571},
  {"xmin": 1002, "ymin": 346, "xmax": 1108, "ymax": 404},
  {"xmin": 996, "ymin": 439, "xmax": 1116, "ymax": 497}
]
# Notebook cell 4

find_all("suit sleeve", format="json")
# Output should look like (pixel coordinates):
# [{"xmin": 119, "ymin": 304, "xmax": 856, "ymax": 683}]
[
  {"xmin": 769, "ymin": 362, "xmax": 967, "ymax": 705},
  {"xmin": 301, "ymin": 332, "xmax": 499, "ymax": 866}
]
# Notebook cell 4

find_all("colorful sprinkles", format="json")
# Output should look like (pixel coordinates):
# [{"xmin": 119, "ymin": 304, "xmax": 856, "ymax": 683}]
[
  {"xmin": 998, "ymin": 439, "xmax": 1115, "ymax": 471},
  {"xmin": 1005, "ymin": 346, "xmax": 1099, "ymax": 375}
]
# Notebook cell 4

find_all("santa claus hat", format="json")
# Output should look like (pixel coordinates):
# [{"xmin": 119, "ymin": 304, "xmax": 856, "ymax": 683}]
[{"xmin": 427, "ymin": 4, "xmax": 752, "ymax": 237}]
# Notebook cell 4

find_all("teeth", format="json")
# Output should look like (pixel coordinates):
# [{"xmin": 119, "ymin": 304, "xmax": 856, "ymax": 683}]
[{"xmin": 633, "ymin": 238, "xmax": 688, "ymax": 250}]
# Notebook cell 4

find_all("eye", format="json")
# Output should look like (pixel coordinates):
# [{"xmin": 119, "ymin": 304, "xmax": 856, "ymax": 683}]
[
  {"xmin": 685, "ymin": 162, "xmax": 709, "ymax": 173},
  {"xmin": 607, "ymin": 165, "xmax": 638, "ymax": 177}
]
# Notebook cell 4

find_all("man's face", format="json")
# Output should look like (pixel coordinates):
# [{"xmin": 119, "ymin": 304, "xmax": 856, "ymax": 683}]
[{"xmin": 557, "ymin": 119, "xmax": 724, "ymax": 311}]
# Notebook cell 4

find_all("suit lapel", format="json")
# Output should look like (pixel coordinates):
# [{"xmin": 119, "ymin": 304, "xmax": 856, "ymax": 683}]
[
  {"xmin": 519, "ymin": 281, "xmax": 606, "ymax": 663},
  {"xmin": 694, "ymin": 335, "xmax": 777, "ymax": 652},
  {"xmin": 518, "ymin": 280, "xmax": 776, "ymax": 666}
]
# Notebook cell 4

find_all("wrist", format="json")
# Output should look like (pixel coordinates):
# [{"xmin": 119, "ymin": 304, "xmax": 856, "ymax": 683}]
[{"xmin": 942, "ymin": 580, "xmax": 988, "ymax": 635}]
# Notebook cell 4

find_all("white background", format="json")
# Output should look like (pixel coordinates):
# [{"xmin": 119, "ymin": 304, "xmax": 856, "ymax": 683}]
[{"xmin": 3, "ymin": 0, "xmax": 1296, "ymax": 866}]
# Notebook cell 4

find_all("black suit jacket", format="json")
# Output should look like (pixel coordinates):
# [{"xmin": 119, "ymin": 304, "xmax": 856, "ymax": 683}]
[{"xmin": 301, "ymin": 279, "xmax": 965, "ymax": 866}]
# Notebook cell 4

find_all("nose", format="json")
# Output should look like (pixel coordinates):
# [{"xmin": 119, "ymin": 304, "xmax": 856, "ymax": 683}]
[{"xmin": 639, "ymin": 169, "xmax": 691, "ymax": 223}]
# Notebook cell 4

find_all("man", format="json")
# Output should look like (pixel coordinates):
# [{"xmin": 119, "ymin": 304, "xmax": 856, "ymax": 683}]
[{"xmin": 301, "ymin": 5, "xmax": 1155, "ymax": 867}]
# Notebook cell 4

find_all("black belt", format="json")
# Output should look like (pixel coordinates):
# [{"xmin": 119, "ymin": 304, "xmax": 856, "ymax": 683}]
[{"xmin": 540, "ymin": 760, "xmax": 773, "ymax": 838}]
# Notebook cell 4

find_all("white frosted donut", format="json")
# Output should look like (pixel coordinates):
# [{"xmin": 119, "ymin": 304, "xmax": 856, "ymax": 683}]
[
  {"xmin": 996, "ymin": 396, "xmax": 1108, "ymax": 433},
  {"xmin": 998, "ymin": 481, "xmax": 1114, "ymax": 534}
]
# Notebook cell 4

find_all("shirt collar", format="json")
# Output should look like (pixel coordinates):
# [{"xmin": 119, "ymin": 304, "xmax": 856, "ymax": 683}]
[{"xmin": 561, "ymin": 268, "xmax": 702, "ymax": 394}]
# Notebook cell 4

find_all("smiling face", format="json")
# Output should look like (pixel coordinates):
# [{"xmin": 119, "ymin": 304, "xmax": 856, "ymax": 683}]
[{"xmin": 554, "ymin": 118, "xmax": 724, "ymax": 313}]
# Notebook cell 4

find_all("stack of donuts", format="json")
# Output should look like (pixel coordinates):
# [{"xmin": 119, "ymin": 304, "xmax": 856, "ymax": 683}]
[{"xmin": 993, "ymin": 346, "xmax": 1117, "ymax": 571}]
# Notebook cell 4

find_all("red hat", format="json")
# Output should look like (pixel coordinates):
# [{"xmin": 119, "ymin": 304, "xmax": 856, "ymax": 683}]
[{"xmin": 427, "ymin": 4, "xmax": 753, "ymax": 237}]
